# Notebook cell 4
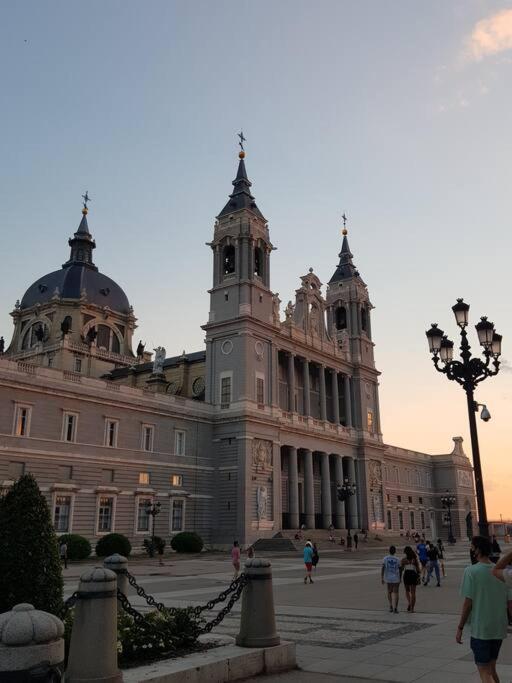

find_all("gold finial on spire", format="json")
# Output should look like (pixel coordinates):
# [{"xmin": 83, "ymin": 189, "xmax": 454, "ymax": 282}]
[
  {"xmin": 81, "ymin": 191, "xmax": 91, "ymax": 215},
  {"xmin": 342, "ymin": 212, "xmax": 348, "ymax": 235},
  {"xmin": 238, "ymin": 130, "xmax": 246, "ymax": 159}
]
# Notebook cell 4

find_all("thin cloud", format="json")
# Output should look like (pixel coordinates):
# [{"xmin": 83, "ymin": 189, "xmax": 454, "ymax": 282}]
[{"xmin": 467, "ymin": 9, "xmax": 512, "ymax": 62}]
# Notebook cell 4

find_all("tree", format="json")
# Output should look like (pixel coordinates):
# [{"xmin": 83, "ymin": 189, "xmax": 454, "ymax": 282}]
[{"xmin": 0, "ymin": 473, "xmax": 63, "ymax": 614}]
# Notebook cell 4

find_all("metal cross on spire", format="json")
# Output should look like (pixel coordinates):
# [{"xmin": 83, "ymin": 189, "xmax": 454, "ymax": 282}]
[
  {"xmin": 82, "ymin": 191, "xmax": 92, "ymax": 210},
  {"xmin": 238, "ymin": 130, "xmax": 246, "ymax": 151},
  {"xmin": 342, "ymin": 212, "xmax": 347, "ymax": 228}
]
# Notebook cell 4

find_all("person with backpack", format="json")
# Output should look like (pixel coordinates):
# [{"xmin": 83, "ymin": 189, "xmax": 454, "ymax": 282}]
[
  {"xmin": 303, "ymin": 541, "xmax": 314, "ymax": 584},
  {"xmin": 424, "ymin": 541, "xmax": 441, "ymax": 587},
  {"xmin": 312, "ymin": 542, "xmax": 319, "ymax": 571}
]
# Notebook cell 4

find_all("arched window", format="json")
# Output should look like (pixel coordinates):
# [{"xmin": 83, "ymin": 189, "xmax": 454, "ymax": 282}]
[
  {"xmin": 335, "ymin": 306, "xmax": 347, "ymax": 330},
  {"xmin": 223, "ymin": 245, "xmax": 235, "ymax": 275},
  {"xmin": 254, "ymin": 247, "xmax": 263, "ymax": 277},
  {"xmin": 361, "ymin": 307, "xmax": 367, "ymax": 332},
  {"xmin": 21, "ymin": 322, "xmax": 48, "ymax": 349},
  {"xmin": 96, "ymin": 324, "xmax": 121, "ymax": 354}
]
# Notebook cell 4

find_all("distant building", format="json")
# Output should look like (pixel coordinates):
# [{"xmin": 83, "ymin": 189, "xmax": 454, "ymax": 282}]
[{"xmin": 0, "ymin": 148, "xmax": 477, "ymax": 547}]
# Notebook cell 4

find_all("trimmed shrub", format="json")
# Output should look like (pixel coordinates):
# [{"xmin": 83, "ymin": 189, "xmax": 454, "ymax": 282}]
[
  {"xmin": 0, "ymin": 473, "xmax": 63, "ymax": 614},
  {"xmin": 170, "ymin": 532, "xmax": 203, "ymax": 553},
  {"xmin": 95, "ymin": 533, "xmax": 132, "ymax": 557},
  {"xmin": 143, "ymin": 536, "xmax": 166, "ymax": 558},
  {"xmin": 58, "ymin": 534, "xmax": 91, "ymax": 561}
]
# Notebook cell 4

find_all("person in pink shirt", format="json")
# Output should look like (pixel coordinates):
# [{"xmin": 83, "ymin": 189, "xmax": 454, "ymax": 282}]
[{"xmin": 231, "ymin": 540, "xmax": 241, "ymax": 579}]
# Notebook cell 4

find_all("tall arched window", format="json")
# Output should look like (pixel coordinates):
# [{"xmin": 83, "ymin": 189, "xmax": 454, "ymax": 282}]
[
  {"xmin": 96, "ymin": 325, "xmax": 121, "ymax": 353},
  {"xmin": 361, "ymin": 307, "xmax": 367, "ymax": 332},
  {"xmin": 335, "ymin": 306, "xmax": 347, "ymax": 330},
  {"xmin": 21, "ymin": 322, "xmax": 48, "ymax": 349},
  {"xmin": 223, "ymin": 245, "xmax": 235, "ymax": 275},
  {"xmin": 254, "ymin": 247, "xmax": 263, "ymax": 277}
]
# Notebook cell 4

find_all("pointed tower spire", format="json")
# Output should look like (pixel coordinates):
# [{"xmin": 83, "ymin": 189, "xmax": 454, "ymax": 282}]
[
  {"xmin": 328, "ymin": 213, "xmax": 358, "ymax": 283},
  {"xmin": 217, "ymin": 134, "xmax": 265, "ymax": 220},
  {"xmin": 63, "ymin": 193, "xmax": 97, "ymax": 270}
]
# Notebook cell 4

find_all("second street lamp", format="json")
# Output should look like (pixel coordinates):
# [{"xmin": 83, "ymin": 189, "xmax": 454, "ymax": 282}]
[
  {"xmin": 336, "ymin": 476, "xmax": 357, "ymax": 549},
  {"xmin": 145, "ymin": 501, "xmax": 162, "ymax": 562},
  {"xmin": 425, "ymin": 299, "xmax": 502, "ymax": 539},
  {"xmin": 441, "ymin": 493, "xmax": 456, "ymax": 544}
]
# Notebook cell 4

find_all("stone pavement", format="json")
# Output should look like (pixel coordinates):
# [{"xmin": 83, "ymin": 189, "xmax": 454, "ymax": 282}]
[{"xmin": 64, "ymin": 543, "xmax": 512, "ymax": 682}]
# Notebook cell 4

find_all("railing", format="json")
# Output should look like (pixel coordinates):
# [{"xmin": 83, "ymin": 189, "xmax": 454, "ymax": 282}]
[
  {"xmin": 63, "ymin": 370, "xmax": 82, "ymax": 383},
  {"xmin": 17, "ymin": 361, "xmax": 37, "ymax": 374}
]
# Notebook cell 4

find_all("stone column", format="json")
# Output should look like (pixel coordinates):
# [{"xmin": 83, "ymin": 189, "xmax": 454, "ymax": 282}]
[
  {"xmin": 334, "ymin": 456, "xmax": 346, "ymax": 528},
  {"xmin": 303, "ymin": 449, "xmax": 315, "ymax": 528},
  {"xmin": 303, "ymin": 359, "xmax": 311, "ymax": 416},
  {"xmin": 236, "ymin": 559, "xmax": 280, "ymax": 648},
  {"xmin": 343, "ymin": 374, "xmax": 352, "ymax": 427},
  {"xmin": 288, "ymin": 447, "xmax": 299, "ymax": 529},
  {"xmin": 320, "ymin": 452, "xmax": 332, "ymax": 528},
  {"xmin": 104, "ymin": 553, "xmax": 128, "ymax": 605},
  {"xmin": 346, "ymin": 457, "xmax": 359, "ymax": 531},
  {"xmin": 213, "ymin": 244, "xmax": 220, "ymax": 286},
  {"xmin": 332, "ymin": 370, "xmax": 340, "ymax": 424},
  {"xmin": 288, "ymin": 352, "xmax": 296, "ymax": 412},
  {"xmin": 319, "ymin": 365, "xmax": 327, "ymax": 421}
]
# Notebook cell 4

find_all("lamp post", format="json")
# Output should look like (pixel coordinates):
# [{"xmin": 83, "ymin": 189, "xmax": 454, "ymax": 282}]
[
  {"xmin": 145, "ymin": 501, "xmax": 161, "ymax": 560},
  {"xmin": 441, "ymin": 492, "xmax": 457, "ymax": 544},
  {"xmin": 426, "ymin": 299, "xmax": 502, "ymax": 539},
  {"xmin": 337, "ymin": 476, "xmax": 357, "ymax": 548}
]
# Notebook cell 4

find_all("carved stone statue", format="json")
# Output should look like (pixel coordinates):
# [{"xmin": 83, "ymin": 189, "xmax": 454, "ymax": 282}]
[
  {"xmin": 252, "ymin": 439, "xmax": 272, "ymax": 472},
  {"xmin": 34, "ymin": 324, "xmax": 45, "ymax": 342},
  {"xmin": 86, "ymin": 326, "xmax": 97, "ymax": 345},
  {"xmin": 272, "ymin": 293, "xmax": 281, "ymax": 324},
  {"xmin": 136, "ymin": 341, "xmax": 145, "ymax": 358},
  {"xmin": 257, "ymin": 486, "xmax": 268, "ymax": 521},
  {"xmin": 152, "ymin": 346, "xmax": 166, "ymax": 375},
  {"xmin": 0, "ymin": 336, "xmax": 4, "ymax": 354},
  {"xmin": 369, "ymin": 460, "xmax": 382, "ymax": 488},
  {"xmin": 284, "ymin": 300, "xmax": 294, "ymax": 321},
  {"xmin": 60, "ymin": 316, "xmax": 72, "ymax": 338}
]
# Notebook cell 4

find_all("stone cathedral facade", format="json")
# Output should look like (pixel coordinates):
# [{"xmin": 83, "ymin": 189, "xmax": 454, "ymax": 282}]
[{"xmin": 0, "ymin": 149, "xmax": 477, "ymax": 548}]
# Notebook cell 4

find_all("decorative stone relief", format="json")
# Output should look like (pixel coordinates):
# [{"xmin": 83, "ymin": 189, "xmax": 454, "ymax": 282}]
[
  {"xmin": 257, "ymin": 485, "xmax": 268, "ymax": 520},
  {"xmin": 192, "ymin": 376, "xmax": 205, "ymax": 396},
  {"xmin": 252, "ymin": 439, "xmax": 273, "ymax": 472},
  {"xmin": 152, "ymin": 346, "xmax": 166, "ymax": 375},
  {"xmin": 254, "ymin": 341, "xmax": 264, "ymax": 359},
  {"xmin": 221, "ymin": 339, "xmax": 233, "ymax": 355},
  {"xmin": 368, "ymin": 460, "xmax": 382, "ymax": 488},
  {"xmin": 457, "ymin": 469, "xmax": 473, "ymax": 488}
]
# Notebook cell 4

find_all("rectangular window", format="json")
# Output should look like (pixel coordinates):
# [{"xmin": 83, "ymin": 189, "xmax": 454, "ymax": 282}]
[
  {"xmin": 398, "ymin": 510, "xmax": 404, "ymax": 530},
  {"xmin": 397, "ymin": 495, "xmax": 402, "ymax": 503},
  {"xmin": 408, "ymin": 496, "xmax": 413, "ymax": 504},
  {"xmin": 97, "ymin": 497, "xmax": 114, "ymax": 533},
  {"xmin": 104, "ymin": 419, "xmax": 118, "ymax": 448},
  {"xmin": 174, "ymin": 430, "xmax": 186, "ymax": 456},
  {"xmin": 14, "ymin": 405, "xmax": 31, "ymax": 437},
  {"xmin": 141, "ymin": 425, "xmax": 154, "ymax": 452},
  {"xmin": 54, "ymin": 495, "xmax": 71, "ymax": 532},
  {"xmin": 170, "ymin": 474, "xmax": 183, "ymax": 487},
  {"xmin": 367, "ymin": 409, "xmax": 374, "ymax": 430},
  {"xmin": 410, "ymin": 511, "xmax": 415, "ymax": 529},
  {"xmin": 387, "ymin": 509, "xmax": 392, "ymax": 530},
  {"xmin": 74, "ymin": 357, "xmax": 82, "ymax": 373},
  {"xmin": 386, "ymin": 493, "xmax": 390, "ymax": 502},
  {"xmin": 138, "ymin": 472, "xmax": 150, "ymax": 485},
  {"xmin": 48, "ymin": 355, "xmax": 54, "ymax": 368},
  {"xmin": 220, "ymin": 376, "xmax": 232, "ymax": 408},
  {"xmin": 171, "ymin": 499, "xmax": 184, "ymax": 532},
  {"xmin": 256, "ymin": 376, "xmax": 264, "ymax": 405},
  {"xmin": 8, "ymin": 461, "xmax": 25, "ymax": 479},
  {"xmin": 58, "ymin": 465, "xmax": 73, "ymax": 481},
  {"xmin": 62, "ymin": 413, "xmax": 78, "ymax": 442},
  {"xmin": 421, "ymin": 511, "xmax": 425, "ymax": 529},
  {"xmin": 419, "ymin": 497, "xmax": 423, "ymax": 505},
  {"xmin": 101, "ymin": 469, "xmax": 114, "ymax": 484},
  {"xmin": 136, "ymin": 498, "xmax": 151, "ymax": 532}
]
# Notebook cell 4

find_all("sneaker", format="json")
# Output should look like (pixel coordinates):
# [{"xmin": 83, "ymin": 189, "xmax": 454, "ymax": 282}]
[
  {"xmin": 304, "ymin": 577, "xmax": 307, "ymax": 584},
  {"xmin": 309, "ymin": 578, "xmax": 314, "ymax": 584},
  {"xmin": 389, "ymin": 606, "xmax": 394, "ymax": 613},
  {"xmin": 407, "ymin": 605, "xmax": 411, "ymax": 612},
  {"xmin": 436, "ymin": 583, "xmax": 441, "ymax": 587},
  {"xmin": 394, "ymin": 608, "xmax": 398, "ymax": 613}
]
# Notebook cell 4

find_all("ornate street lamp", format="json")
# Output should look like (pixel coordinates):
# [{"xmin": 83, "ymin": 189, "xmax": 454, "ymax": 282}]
[
  {"xmin": 145, "ymin": 501, "xmax": 162, "ymax": 561},
  {"xmin": 336, "ymin": 476, "xmax": 357, "ymax": 547},
  {"xmin": 441, "ymin": 492, "xmax": 457, "ymax": 544},
  {"xmin": 425, "ymin": 299, "xmax": 502, "ymax": 538}
]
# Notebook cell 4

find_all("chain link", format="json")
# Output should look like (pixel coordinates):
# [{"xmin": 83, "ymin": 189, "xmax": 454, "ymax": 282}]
[
  {"xmin": 192, "ymin": 573, "xmax": 247, "ymax": 616},
  {"xmin": 197, "ymin": 573, "xmax": 248, "ymax": 634},
  {"xmin": 116, "ymin": 588, "xmax": 146, "ymax": 624},
  {"xmin": 57, "ymin": 591, "xmax": 79, "ymax": 619}
]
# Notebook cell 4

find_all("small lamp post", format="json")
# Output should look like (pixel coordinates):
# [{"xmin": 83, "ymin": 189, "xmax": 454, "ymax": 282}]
[
  {"xmin": 425, "ymin": 299, "xmax": 502, "ymax": 538},
  {"xmin": 145, "ymin": 501, "xmax": 162, "ymax": 562},
  {"xmin": 441, "ymin": 492, "xmax": 457, "ymax": 544},
  {"xmin": 336, "ymin": 476, "xmax": 357, "ymax": 548}
]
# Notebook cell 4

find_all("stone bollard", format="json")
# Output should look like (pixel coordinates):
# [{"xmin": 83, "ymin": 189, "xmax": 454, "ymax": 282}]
[
  {"xmin": 66, "ymin": 567, "xmax": 122, "ymax": 683},
  {"xmin": 104, "ymin": 554, "xmax": 129, "ymax": 602},
  {"xmin": 0, "ymin": 603, "xmax": 64, "ymax": 682},
  {"xmin": 236, "ymin": 558, "xmax": 280, "ymax": 648}
]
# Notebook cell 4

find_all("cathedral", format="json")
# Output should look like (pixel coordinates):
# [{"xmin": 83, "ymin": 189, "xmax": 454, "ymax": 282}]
[{"xmin": 0, "ymin": 146, "xmax": 477, "ymax": 548}]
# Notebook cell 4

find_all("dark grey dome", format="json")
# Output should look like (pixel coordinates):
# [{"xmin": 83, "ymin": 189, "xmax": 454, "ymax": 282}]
[{"xmin": 21, "ymin": 266, "xmax": 131, "ymax": 314}]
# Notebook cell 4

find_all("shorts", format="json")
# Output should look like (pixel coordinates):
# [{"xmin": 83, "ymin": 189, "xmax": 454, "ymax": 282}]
[
  {"xmin": 387, "ymin": 582, "xmax": 400, "ymax": 593},
  {"xmin": 403, "ymin": 570, "xmax": 419, "ymax": 587},
  {"xmin": 305, "ymin": 562, "xmax": 313, "ymax": 571},
  {"xmin": 470, "ymin": 637, "xmax": 502, "ymax": 665},
  {"xmin": 420, "ymin": 559, "xmax": 427, "ymax": 567}
]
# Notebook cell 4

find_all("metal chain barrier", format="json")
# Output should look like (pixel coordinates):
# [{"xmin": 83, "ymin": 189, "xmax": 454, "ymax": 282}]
[
  {"xmin": 192, "ymin": 574, "xmax": 247, "ymax": 616},
  {"xmin": 197, "ymin": 573, "xmax": 248, "ymax": 634},
  {"xmin": 116, "ymin": 588, "xmax": 146, "ymax": 624},
  {"xmin": 57, "ymin": 591, "xmax": 79, "ymax": 619}
]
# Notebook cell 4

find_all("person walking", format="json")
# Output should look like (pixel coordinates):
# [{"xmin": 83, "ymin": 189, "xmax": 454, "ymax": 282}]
[
  {"xmin": 424, "ymin": 541, "xmax": 441, "ymax": 587},
  {"xmin": 231, "ymin": 540, "xmax": 241, "ymax": 579},
  {"xmin": 457, "ymin": 536, "xmax": 511, "ymax": 682},
  {"xmin": 381, "ymin": 545, "xmax": 401, "ymax": 613},
  {"xmin": 416, "ymin": 539, "xmax": 428, "ymax": 581},
  {"xmin": 401, "ymin": 546, "xmax": 421, "ymax": 612},
  {"xmin": 490, "ymin": 535, "xmax": 502, "ymax": 565},
  {"xmin": 492, "ymin": 548, "xmax": 512, "ymax": 627},
  {"xmin": 59, "ymin": 541, "xmax": 68, "ymax": 570},
  {"xmin": 304, "ymin": 541, "xmax": 314, "ymax": 584},
  {"xmin": 354, "ymin": 533, "xmax": 359, "ymax": 550},
  {"xmin": 437, "ymin": 538, "xmax": 446, "ymax": 577},
  {"xmin": 312, "ymin": 543, "xmax": 319, "ymax": 571}
]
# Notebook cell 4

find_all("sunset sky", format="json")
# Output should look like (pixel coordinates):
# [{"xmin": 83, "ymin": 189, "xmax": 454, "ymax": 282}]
[{"xmin": 1, "ymin": 2, "xmax": 511, "ymax": 517}]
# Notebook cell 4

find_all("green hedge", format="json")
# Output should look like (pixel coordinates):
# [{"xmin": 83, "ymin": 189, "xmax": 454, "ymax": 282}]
[
  {"xmin": 170, "ymin": 532, "xmax": 203, "ymax": 553},
  {"xmin": 95, "ymin": 533, "xmax": 132, "ymax": 557},
  {"xmin": 58, "ymin": 534, "xmax": 91, "ymax": 560},
  {"xmin": 143, "ymin": 536, "xmax": 166, "ymax": 557}
]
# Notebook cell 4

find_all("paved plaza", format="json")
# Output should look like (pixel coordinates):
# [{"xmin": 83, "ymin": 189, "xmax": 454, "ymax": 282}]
[{"xmin": 63, "ymin": 543, "xmax": 512, "ymax": 682}]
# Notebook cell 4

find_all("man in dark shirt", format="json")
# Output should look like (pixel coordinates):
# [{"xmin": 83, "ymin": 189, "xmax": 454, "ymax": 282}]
[{"xmin": 424, "ymin": 541, "xmax": 441, "ymax": 587}]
